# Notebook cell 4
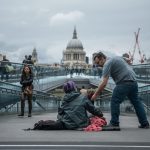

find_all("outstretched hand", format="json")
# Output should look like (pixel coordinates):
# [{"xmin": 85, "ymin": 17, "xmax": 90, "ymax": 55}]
[{"xmin": 91, "ymin": 93, "xmax": 97, "ymax": 101}]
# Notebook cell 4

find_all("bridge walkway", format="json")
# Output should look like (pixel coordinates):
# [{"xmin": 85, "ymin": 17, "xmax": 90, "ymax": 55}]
[{"xmin": 0, "ymin": 112, "xmax": 150, "ymax": 144}]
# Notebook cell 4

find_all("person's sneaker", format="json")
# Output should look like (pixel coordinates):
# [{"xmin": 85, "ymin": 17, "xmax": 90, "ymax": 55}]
[
  {"xmin": 28, "ymin": 114, "xmax": 32, "ymax": 117},
  {"xmin": 102, "ymin": 123, "xmax": 121, "ymax": 131},
  {"xmin": 18, "ymin": 114, "xmax": 24, "ymax": 117},
  {"xmin": 138, "ymin": 123, "xmax": 149, "ymax": 129}
]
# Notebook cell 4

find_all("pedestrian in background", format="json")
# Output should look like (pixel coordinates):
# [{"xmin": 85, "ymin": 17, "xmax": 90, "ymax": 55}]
[
  {"xmin": 122, "ymin": 53, "xmax": 132, "ymax": 65},
  {"xmin": 80, "ymin": 85, "xmax": 87, "ymax": 95},
  {"xmin": 22, "ymin": 55, "xmax": 28, "ymax": 64},
  {"xmin": 0, "ymin": 55, "xmax": 10, "ymax": 81},
  {"xmin": 18, "ymin": 64, "xmax": 34, "ymax": 117}
]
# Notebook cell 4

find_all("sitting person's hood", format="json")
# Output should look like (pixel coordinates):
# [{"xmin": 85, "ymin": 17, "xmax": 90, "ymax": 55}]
[{"xmin": 63, "ymin": 91, "xmax": 80, "ymax": 103}]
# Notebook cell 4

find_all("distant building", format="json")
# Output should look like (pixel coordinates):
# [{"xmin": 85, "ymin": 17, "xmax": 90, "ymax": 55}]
[
  {"xmin": 86, "ymin": 56, "xmax": 89, "ymax": 64},
  {"xmin": 146, "ymin": 57, "xmax": 150, "ymax": 63},
  {"xmin": 32, "ymin": 48, "xmax": 38, "ymax": 64},
  {"xmin": 0, "ymin": 53, "xmax": 3, "ymax": 61},
  {"xmin": 62, "ymin": 27, "xmax": 86, "ymax": 69}
]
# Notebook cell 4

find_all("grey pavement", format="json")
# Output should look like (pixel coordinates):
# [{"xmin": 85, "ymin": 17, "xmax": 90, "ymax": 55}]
[{"xmin": 0, "ymin": 112, "xmax": 150, "ymax": 150}]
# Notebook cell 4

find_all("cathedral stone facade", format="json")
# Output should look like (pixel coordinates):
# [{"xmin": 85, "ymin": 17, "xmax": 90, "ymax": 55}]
[
  {"xmin": 0, "ymin": 54, "xmax": 3, "ymax": 61},
  {"xmin": 32, "ymin": 48, "xmax": 38, "ymax": 64},
  {"xmin": 62, "ymin": 27, "xmax": 86, "ymax": 68}
]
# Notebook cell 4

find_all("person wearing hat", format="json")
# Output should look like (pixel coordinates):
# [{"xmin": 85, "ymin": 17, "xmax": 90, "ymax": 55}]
[
  {"xmin": 33, "ymin": 81, "xmax": 103, "ymax": 130},
  {"xmin": 91, "ymin": 52, "xmax": 149, "ymax": 130}
]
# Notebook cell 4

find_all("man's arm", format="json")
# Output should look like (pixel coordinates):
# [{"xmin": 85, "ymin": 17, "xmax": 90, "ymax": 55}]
[
  {"xmin": 84, "ymin": 99, "xmax": 103, "ymax": 117},
  {"xmin": 91, "ymin": 76, "xmax": 109, "ymax": 101}
]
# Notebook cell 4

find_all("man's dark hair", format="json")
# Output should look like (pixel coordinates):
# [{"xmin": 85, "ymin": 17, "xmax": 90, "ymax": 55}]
[
  {"xmin": 122, "ymin": 53, "xmax": 129, "ymax": 58},
  {"xmin": 94, "ymin": 52, "xmax": 106, "ymax": 60}
]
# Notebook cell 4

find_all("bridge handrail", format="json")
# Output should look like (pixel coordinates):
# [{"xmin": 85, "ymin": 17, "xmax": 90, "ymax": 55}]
[
  {"xmin": 0, "ymin": 86, "xmax": 61, "ymax": 100},
  {"xmin": 0, "ymin": 80, "xmax": 61, "ymax": 98},
  {"xmin": 132, "ymin": 63, "xmax": 150, "ymax": 67},
  {"xmin": 0, "ymin": 80, "xmax": 61, "ymax": 104}
]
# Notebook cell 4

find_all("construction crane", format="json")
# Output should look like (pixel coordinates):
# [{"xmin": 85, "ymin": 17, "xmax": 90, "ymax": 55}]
[{"xmin": 129, "ymin": 28, "xmax": 146, "ymax": 64}]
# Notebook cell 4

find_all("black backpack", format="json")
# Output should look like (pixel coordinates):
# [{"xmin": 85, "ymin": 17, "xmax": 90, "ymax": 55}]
[{"xmin": 33, "ymin": 120, "xmax": 56, "ymax": 130}]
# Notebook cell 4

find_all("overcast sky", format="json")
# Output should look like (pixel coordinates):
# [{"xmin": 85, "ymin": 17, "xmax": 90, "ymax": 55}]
[{"xmin": 0, "ymin": 0, "xmax": 150, "ymax": 64}]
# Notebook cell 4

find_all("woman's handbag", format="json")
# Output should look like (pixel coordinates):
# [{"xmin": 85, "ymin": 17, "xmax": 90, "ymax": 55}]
[{"xmin": 24, "ymin": 85, "xmax": 33, "ymax": 95}]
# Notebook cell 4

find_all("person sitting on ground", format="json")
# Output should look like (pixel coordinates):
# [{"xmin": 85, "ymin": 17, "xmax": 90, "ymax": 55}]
[
  {"xmin": 32, "ymin": 81, "xmax": 104, "ymax": 130},
  {"xmin": 87, "ymin": 88, "xmax": 95, "ymax": 105},
  {"xmin": 80, "ymin": 86, "xmax": 87, "ymax": 95}
]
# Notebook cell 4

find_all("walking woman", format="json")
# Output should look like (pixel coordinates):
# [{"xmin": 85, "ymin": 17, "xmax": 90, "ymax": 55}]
[{"xmin": 18, "ymin": 65, "xmax": 34, "ymax": 117}]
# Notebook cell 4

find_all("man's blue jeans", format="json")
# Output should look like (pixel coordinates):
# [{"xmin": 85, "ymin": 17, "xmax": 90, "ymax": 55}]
[{"xmin": 110, "ymin": 82, "xmax": 148, "ymax": 126}]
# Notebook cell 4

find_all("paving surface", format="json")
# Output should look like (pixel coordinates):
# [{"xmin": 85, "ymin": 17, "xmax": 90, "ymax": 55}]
[{"xmin": 0, "ymin": 112, "xmax": 150, "ymax": 149}]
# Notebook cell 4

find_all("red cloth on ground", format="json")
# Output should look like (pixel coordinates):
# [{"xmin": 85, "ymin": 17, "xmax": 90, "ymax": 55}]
[{"xmin": 83, "ymin": 116, "xmax": 107, "ymax": 132}]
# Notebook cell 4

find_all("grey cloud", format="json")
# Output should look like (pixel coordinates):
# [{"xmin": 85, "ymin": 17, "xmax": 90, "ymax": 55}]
[
  {"xmin": 0, "ymin": 41, "xmax": 20, "ymax": 52},
  {"xmin": 0, "ymin": 0, "xmax": 150, "ymax": 64}
]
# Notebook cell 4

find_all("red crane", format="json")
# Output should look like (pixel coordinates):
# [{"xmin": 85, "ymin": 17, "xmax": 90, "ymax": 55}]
[{"xmin": 129, "ymin": 28, "xmax": 146, "ymax": 64}]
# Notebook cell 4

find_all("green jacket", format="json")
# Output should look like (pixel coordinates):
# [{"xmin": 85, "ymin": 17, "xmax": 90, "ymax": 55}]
[{"xmin": 58, "ymin": 91, "xmax": 103, "ymax": 129}]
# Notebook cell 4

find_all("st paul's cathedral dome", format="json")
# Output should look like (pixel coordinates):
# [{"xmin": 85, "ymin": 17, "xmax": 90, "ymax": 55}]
[{"xmin": 62, "ymin": 27, "xmax": 86, "ymax": 68}]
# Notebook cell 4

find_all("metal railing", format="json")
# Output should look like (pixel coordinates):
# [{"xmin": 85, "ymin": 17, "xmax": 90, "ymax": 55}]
[
  {"xmin": 0, "ymin": 61, "xmax": 150, "ymax": 114},
  {"xmin": 0, "ymin": 80, "xmax": 61, "ymax": 112}
]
